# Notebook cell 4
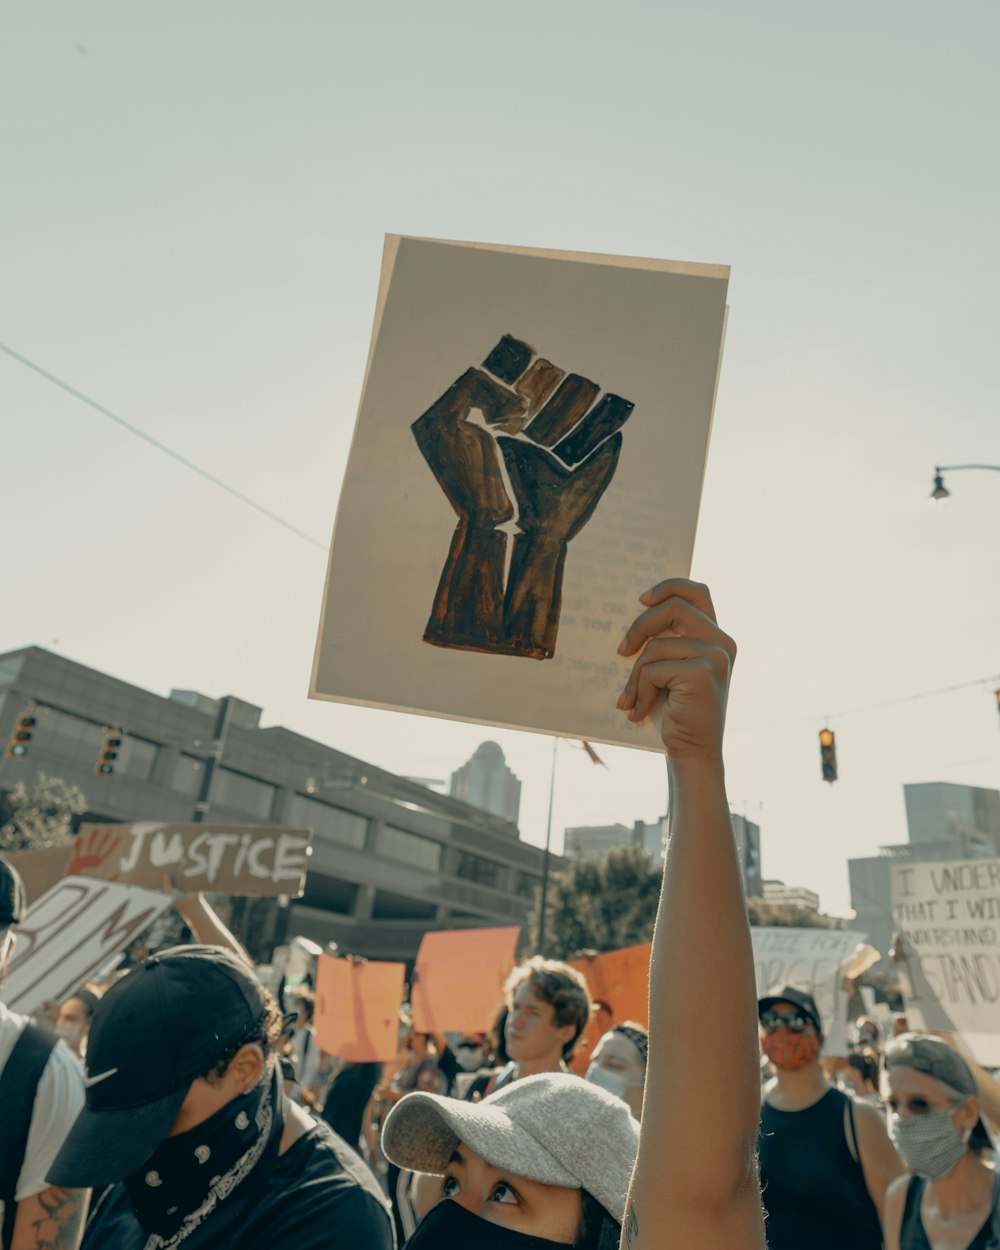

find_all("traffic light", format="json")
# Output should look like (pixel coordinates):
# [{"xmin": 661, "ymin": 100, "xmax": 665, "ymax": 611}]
[
  {"xmin": 819, "ymin": 728, "xmax": 838, "ymax": 783},
  {"xmin": 94, "ymin": 727, "xmax": 123, "ymax": 777},
  {"xmin": 995, "ymin": 689, "xmax": 1000, "ymax": 724},
  {"xmin": 5, "ymin": 705, "xmax": 36, "ymax": 760}
]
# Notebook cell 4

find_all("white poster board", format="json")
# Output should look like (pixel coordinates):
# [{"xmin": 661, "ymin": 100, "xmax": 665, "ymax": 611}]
[
  {"xmin": 891, "ymin": 858, "xmax": 1000, "ymax": 1066},
  {"xmin": 0, "ymin": 877, "xmax": 171, "ymax": 1016},
  {"xmin": 311, "ymin": 236, "xmax": 729, "ymax": 750},
  {"xmin": 752, "ymin": 927, "xmax": 864, "ymax": 1056}
]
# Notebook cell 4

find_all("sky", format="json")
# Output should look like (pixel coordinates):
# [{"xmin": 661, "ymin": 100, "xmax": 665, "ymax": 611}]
[{"xmin": 3, "ymin": 1, "xmax": 999, "ymax": 917}]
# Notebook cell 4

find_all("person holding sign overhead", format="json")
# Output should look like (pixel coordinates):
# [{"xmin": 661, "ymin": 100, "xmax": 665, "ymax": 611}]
[{"xmin": 383, "ymin": 579, "xmax": 768, "ymax": 1248}]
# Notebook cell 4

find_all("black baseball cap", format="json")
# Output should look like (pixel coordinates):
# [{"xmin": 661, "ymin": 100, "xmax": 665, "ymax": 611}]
[
  {"xmin": 758, "ymin": 984, "xmax": 822, "ymax": 1033},
  {"xmin": 48, "ymin": 946, "xmax": 268, "ymax": 1188},
  {"xmin": 0, "ymin": 856, "xmax": 26, "ymax": 927}
]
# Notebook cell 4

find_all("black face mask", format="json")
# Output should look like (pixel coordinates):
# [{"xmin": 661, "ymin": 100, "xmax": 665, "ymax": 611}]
[
  {"xmin": 123, "ymin": 1060, "xmax": 284, "ymax": 1243},
  {"xmin": 406, "ymin": 1197, "xmax": 575, "ymax": 1249}
]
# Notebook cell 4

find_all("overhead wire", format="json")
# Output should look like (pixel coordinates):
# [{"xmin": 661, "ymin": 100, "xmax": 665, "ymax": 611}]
[{"xmin": 0, "ymin": 341, "xmax": 329, "ymax": 553}]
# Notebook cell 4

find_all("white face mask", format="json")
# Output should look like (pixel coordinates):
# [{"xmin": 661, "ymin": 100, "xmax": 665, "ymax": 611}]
[
  {"xmin": 888, "ymin": 1106, "xmax": 971, "ymax": 1180},
  {"xmin": 586, "ymin": 1062, "xmax": 629, "ymax": 1101},
  {"xmin": 454, "ymin": 1046, "xmax": 486, "ymax": 1073}
]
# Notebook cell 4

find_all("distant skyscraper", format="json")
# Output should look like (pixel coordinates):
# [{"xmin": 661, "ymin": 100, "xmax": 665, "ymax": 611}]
[
  {"xmin": 449, "ymin": 741, "xmax": 522, "ymax": 826},
  {"xmin": 731, "ymin": 814, "xmax": 763, "ymax": 899}
]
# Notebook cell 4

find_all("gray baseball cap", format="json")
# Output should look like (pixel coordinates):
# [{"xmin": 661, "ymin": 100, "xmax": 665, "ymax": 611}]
[
  {"xmin": 381, "ymin": 1071, "xmax": 638, "ymax": 1225},
  {"xmin": 884, "ymin": 1033, "xmax": 977, "ymax": 1097}
]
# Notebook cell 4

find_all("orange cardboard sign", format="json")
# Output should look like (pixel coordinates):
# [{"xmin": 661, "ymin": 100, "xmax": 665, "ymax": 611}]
[
  {"xmin": 315, "ymin": 955, "xmax": 406, "ymax": 1063},
  {"xmin": 569, "ymin": 942, "xmax": 651, "ymax": 1073},
  {"xmin": 410, "ymin": 926, "xmax": 520, "ymax": 1034}
]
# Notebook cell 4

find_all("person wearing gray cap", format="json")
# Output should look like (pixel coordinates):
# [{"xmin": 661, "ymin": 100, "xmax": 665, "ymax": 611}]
[
  {"xmin": 382, "ymin": 579, "xmax": 768, "ymax": 1247},
  {"xmin": 881, "ymin": 1033, "xmax": 999, "ymax": 1250},
  {"xmin": 0, "ymin": 855, "xmax": 87, "ymax": 1250}
]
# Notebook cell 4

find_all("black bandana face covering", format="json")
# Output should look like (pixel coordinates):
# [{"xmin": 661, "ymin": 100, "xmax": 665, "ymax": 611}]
[
  {"xmin": 123, "ymin": 1061, "xmax": 283, "ymax": 1246},
  {"xmin": 406, "ymin": 1197, "xmax": 578, "ymax": 1249}
]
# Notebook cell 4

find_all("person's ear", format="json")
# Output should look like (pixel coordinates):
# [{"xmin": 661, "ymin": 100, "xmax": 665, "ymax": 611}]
[
  {"xmin": 955, "ymin": 1097, "xmax": 979, "ymax": 1135},
  {"xmin": 227, "ymin": 1043, "xmax": 265, "ymax": 1094}
]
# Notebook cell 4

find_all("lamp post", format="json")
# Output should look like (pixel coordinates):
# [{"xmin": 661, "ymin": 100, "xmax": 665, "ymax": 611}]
[{"xmin": 930, "ymin": 464, "xmax": 1000, "ymax": 501}]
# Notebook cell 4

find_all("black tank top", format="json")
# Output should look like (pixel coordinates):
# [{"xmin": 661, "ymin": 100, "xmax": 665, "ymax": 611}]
[
  {"xmin": 757, "ymin": 1086, "xmax": 883, "ymax": 1250},
  {"xmin": 899, "ymin": 1174, "xmax": 997, "ymax": 1250}
]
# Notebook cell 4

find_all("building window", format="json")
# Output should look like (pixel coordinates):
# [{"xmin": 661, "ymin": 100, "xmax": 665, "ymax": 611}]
[
  {"xmin": 29, "ymin": 706, "xmax": 107, "ymax": 767},
  {"xmin": 515, "ymin": 872, "xmax": 538, "ymax": 899},
  {"xmin": 300, "ymin": 875, "xmax": 359, "ymax": 915},
  {"xmin": 371, "ymin": 889, "xmax": 438, "ymax": 921},
  {"xmin": 210, "ymin": 768, "xmax": 276, "ymax": 819},
  {"xmin": 116, "ymin": 736, "xmax": 158, "ymax": 782},
  {"xmin": 374, "ymin": 826, "xmax": 442, "ymax": 873},
  {"xmin": 173, "ymin": 754, "xmax": 204, "ymax": 796},
  {"xmin": 455, "ymin": 852, "xmax": 505, "ymax": 890},
  {"xmin": 286, "ymin": 794, "xmax": 368, "ymax": 849}
]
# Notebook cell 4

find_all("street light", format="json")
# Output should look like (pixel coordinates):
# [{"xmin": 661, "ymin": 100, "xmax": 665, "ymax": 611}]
[{"xmin": 930, "ymin": 464, "xmax": 1000, "ymax": 501}]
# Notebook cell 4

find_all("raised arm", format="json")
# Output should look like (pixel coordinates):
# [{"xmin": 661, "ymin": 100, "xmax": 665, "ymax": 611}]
[
  {"xmin": 618, "ymin": 579, "xmax": 764, "ymax": 1250},
  {"xmin": 171, "ymin": 891, "xmax": 253, "ymax": 967}
]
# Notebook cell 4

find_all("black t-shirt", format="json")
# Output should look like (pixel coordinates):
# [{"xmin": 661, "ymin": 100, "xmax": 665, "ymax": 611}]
[{"xmin": 82, "ymin": 1118, "xmax": 395, "ymax": 1249}]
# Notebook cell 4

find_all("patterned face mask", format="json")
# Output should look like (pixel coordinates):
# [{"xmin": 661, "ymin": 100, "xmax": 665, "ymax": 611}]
[
  {"xmin": 761, "ymin": 1028, "xmax": 821, "ymax": 1071},
  {"xmin": 888, "ymin": 1106, "xmax": 971, "ymax": 1180}
]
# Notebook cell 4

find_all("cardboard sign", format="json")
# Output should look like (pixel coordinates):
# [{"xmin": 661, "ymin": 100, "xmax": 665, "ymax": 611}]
[
  {"xmin": 311, "ymin": 235, "xmax": 729, "ymax": 750},
  {"xmin": 752, "ymin": 927, "xmax": 864, "ymax": 1056},
  {"xmin": 410, "ymin": 926, "xmax": 520, "ymax": 1034},
  {"xmin": 8, "ymin": 822, "xmax": 313, "ymax": 901},
  {"xmin": 315, "ymin": 955, "xmax": 406, "ymax": 1062},
  {"xmin": 0, "ymin": 877, "xmax": 171, "ymax": 1016},
  {"xmin": 891, "ymin": 858, "xmax": 1000, "ymax": 1066},
  {"xmin": 568, "ymin": 942, "xmax": 651, "ymax": 1073}
]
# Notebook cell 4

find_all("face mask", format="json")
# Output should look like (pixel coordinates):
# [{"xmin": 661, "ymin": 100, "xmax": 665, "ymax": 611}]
[
  {"xmin": 455, "ymin": 1046, "xmax": 486, "ymax": 1073},
  {"xmin": 761, "ymin": 1029, "xmax": 821, "ymax": 1072},
  {"xmin": 586, "ymin": 1063, "xmax": 628, "ymax": 1101},
  {"xmin": 407, "ymin": 1197, "xmax": 575, "ymax": 1249},
  {"xmin": 888, "ymin": 1106, "xmax": 970, "ymax": 1181},
  {"xmin": 55, "ymin": 1020, "xmax": 84, "ymax": 1046},
  {"xmin": 123, "ymin": 1060, "xmax": 284, "ymax": 1241}
]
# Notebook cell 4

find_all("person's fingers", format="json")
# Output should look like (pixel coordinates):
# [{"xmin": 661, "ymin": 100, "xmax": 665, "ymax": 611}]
[
  {"xmin": 638, "ymin": 578, "xmax": 717, "ymax": 622},
  {"xmin": 618, "ymin": 639, "xmax": 731, "ymax": 721},
  {"xmin": 618, "ymin": 591, "xmax": 733, "ymax": 665}
]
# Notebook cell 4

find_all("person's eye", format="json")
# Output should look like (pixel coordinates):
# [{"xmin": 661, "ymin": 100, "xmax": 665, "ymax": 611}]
[
  {"xmin": 490, "ymin": 1182, "xmax": 520, "ymax": 1205},
  {"xmin": 887, "ymin": 1099, "xmax": 899, "ymax": 1112},
  {"xmin": 911, "ymin": 1100, "xmax": 931, "ymax": 1115},
  {"xmin": 442, "ymin": 1176, "xmax": 460, "ymax": 1198}
]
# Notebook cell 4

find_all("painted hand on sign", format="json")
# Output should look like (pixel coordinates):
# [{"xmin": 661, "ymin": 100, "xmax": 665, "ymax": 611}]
[
  {"xmin": 67, "ymin": 825, "xmax": 123, "ymax": 878},
  {"xmin": 412, "ymin": 334, "xmax": 634, "ymax": 660}
]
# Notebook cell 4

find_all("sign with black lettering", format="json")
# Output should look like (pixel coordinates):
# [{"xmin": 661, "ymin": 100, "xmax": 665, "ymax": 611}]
[
  {"xmin": 9, "ymin": 823, "xmax": 313, "ymax": 902},
  {"xmin": 0, "ymin": 878, "xmax": 171, "ymax": 1015},
  {"xmin": 892, "ymin": 858, "xmax": 1000, "ymax": 1065}
]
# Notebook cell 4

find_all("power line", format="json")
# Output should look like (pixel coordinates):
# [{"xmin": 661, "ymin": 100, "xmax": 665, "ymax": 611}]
[
  {"xmin": 0, "ymin": 341, "xmax": 329, "ymax": 553},
  {"xmin": 825, "ymin": 674, "xmax": 1000, "ymax": 722}
]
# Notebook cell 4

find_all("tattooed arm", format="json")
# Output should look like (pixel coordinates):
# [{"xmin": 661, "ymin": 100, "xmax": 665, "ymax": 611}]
[
  {"xmin": 618, "ymin": 581, "xmax": 765, "ymax": 1250},
  {"xmin": 11, "ymin": 1185, "xmax": 88, "ymax": 1250}
]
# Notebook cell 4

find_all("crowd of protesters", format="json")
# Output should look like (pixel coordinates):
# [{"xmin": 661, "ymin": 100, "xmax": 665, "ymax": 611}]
[{"xmin": 1, "ymin": 580, "xmax": 998, "ymax": 1249}]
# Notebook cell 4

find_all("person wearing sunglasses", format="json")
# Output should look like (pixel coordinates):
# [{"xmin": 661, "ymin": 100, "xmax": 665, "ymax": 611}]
[
  {"xmin": 757, "ymin": 985, "xmax": 904, "ymax": 1250},
  {"xmin": 881, "ymin": 1033, "xmax": 999, "ymax": 1250}
]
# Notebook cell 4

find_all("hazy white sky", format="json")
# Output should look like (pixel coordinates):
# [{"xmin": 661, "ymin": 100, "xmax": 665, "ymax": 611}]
[{"xmin": 4, "ymin": 2, "xmax": 998, "ymax": 915}]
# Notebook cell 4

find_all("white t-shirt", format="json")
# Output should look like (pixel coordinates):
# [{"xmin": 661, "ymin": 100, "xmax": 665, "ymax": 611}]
[{"xmin": 0, "ymin": 1002, "xmax": 84, "ymax": 1202}]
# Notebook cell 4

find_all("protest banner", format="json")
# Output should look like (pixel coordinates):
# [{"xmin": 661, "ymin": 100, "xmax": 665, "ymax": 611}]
[
  {"xmin": 8, "ymin": 822, "xmax": 313, "ymax": 901},
  {"xmin": 751, "ymin": 927, "xmax": 864, "ymax": 1056},
  {"xmin": 0, "ymin": 877, "xmax": 171, "ymax": 1016},
  {"xmin": 315, "ymin": 954, "xmax": 406, "ymax": 1062},
  {"xmin": 569, "ymin": 942, "xmax": 651, "ymax": 1074},
  {"xmin": 311, "ymin": 235, "xmax": 729, "ymax": 750},
  {"xmin": 891, "ymin": 857, "xmax": 1000, "ymax": 1066},
  {"xmin": 410, "ymin": 925, "xmax": 520, "ymax": 1034}
]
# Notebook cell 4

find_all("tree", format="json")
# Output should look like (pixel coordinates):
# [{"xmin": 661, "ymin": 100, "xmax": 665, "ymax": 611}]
[
  {"xmin": 535, "ymin": 845, "xmax": 662, "ymax": 960},
  {"xmin": 0, "ymin": 772, "xmax": 87, "ymax": 853}
]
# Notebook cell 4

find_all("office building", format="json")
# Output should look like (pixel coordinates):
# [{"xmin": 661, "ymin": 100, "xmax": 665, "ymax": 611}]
[
  {"xmin": 0, "ymin": 647, "xmax": 556, "ymax": 963},
  {"xmin": 564, "ymin": 817, "xmax": 666, "ymax": 865},
  {"xmin": 449, "ymin": 741, "xmax": 522, "ymax": 826},
  {"xmin": 762, "ymin": 880, "xmax": 820, "ymax": 912}
]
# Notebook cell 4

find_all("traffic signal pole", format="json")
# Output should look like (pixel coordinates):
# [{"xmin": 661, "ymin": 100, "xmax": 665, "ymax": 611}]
[{"xmin": 192, "ymin": 696, "xmax": 233, "ymax": 823}]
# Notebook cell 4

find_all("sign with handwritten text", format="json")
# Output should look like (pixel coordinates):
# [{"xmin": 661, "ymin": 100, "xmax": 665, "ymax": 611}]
[
  {"xmin": 8, "ymin": 822, "xmax": 313, "ymax": 901},
  {"xmin": 0, "ymin": 877, "xmax": 171, "ymax": 1016},
  {"xmin": 752, "ymin": 927, "xmax": 863, "ymax": 1056},
  {"xmin": 892, "ymin": 858, "xmax": 1000, "ymax": 1066}
]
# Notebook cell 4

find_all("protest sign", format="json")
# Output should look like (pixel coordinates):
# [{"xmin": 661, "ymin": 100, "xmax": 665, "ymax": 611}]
[
  {"xmin": 315, "ymin": 955, "xmax": 406, "ymax": 1062},
  {"xmin": 410, "ymin": 925, "xmax": 520, "ymax": 1034},
  {"xmin": 8, "ymin": 822, "xmax": 313, "ymax": 900},
  {"xmin": 0, "ymin": 877, "xmax": 171, "ymax": 1016},
  {"xmin": 311, "ymin": 235, "xmax": 729, "ymax": 750},
  {"xmin": 569, "ymin": 942, "xmax": 651, "ymax": 1074},
  {"xmin": 752, "ymin": 927, "xmax": 863, "ymax": 1056},
  {"xmin": 891, "ymin": 857, "xmax": 1000, "ymax": 1066}
]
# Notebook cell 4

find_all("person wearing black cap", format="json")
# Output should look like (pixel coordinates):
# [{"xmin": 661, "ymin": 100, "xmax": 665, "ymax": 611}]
[
  {"xmin": 757, "ymin": 983, "xmax": 904, "ymax": 1250},
  {"xmin": 48, "ymin": 945, "xmax": 394, "ymax": 1249},
  {"xmin": 881, "ymin": 1033, "xmax": 999, "ymax": 1250},
  {"xmin": 0, "ymin": 855, "xmax": 87, "ymax": 1250}
]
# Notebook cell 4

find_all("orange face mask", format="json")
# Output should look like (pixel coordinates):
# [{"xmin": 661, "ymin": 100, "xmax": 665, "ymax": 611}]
[{"xmin": 762, "ymin": 1029, "xmax": 821, "ymax": 1071}]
